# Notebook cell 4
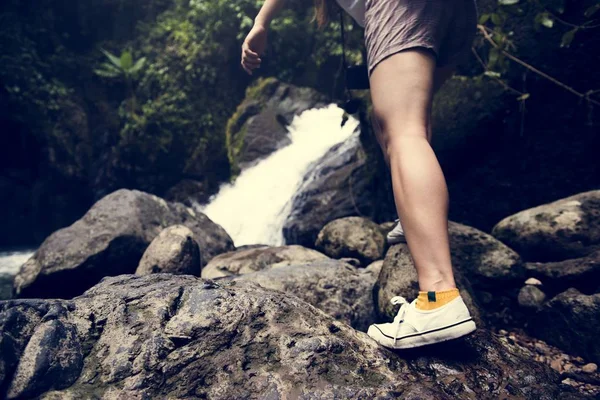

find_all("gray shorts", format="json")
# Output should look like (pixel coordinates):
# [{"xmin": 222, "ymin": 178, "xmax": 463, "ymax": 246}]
[{"xmin": 364, "ymin": 0, "xmax": 478, "ymax": 77}]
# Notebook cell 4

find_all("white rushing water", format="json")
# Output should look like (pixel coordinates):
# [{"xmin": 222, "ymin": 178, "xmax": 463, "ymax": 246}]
[
  {"xmin": 198, "ymin": 103, "xmax": 359, "ymax": 247},
  {"xmin": 0, "ymin": 250, "xmax": 34, "ymax": 275}
]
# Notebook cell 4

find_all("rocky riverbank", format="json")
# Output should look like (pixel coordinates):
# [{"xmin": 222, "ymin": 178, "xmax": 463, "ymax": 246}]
[{"xmin": 1, "ymin": 188, "xmax": 599, "ymax": 398}]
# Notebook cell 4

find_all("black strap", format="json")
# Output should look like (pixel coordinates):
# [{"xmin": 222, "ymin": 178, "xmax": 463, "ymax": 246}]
[{"xmin": 339, "ymin": 9, "xmax": 348, "ymax": 70}]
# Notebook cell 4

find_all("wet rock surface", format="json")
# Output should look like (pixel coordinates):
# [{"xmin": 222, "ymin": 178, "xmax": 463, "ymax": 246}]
[
  {"xmin": 226, "ymin": 77, "xmax": 329, "ymax": 174},
  {"xmin": 201, "ymin": 244, "xmax": 329, "ymax": 279},
  {"xmin": 0, "ymin": 274, "xmax": 576, "ymax": 399},
  {"xmin": 283, "ymin": 129, "xmax": 379, "ymax": 248},
  {"xmin": 13, "ymin": 189, "xmax": 234, "ymax": 299}
]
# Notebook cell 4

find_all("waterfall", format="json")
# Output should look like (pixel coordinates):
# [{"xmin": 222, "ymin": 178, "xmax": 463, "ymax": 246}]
[
  {"xmin": 197, "ymin": 103, "xmax": 359, "ymax": 247},
  {"xmin": 0, "ymin": 249, "xmax": 34, "ymax": 276}
]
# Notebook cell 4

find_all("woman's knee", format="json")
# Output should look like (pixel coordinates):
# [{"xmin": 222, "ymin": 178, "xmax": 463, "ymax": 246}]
[{"xmin": 383, "ymin": 127, "xmax": 429, "ymax": 160}]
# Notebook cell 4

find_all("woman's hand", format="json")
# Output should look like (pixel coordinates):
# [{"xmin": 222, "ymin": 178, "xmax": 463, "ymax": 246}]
[{"xmin": 241, "ymin": 24, "xmax": 267, "ymax": 75}]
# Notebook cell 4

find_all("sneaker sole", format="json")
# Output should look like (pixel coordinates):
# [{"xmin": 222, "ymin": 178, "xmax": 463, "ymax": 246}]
[
  {"xmin": 370, "ymin": 318, "xmax": 477, "ymax": 350},
  {"xmin": 386, "ymin": 235, "xmax": 407, "ymax": 245}
]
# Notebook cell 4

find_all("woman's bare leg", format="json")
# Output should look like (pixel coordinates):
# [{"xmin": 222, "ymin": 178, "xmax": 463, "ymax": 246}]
[{"xmin": 369, "ymin": 48, "xmax": 456, "ymax": 292}]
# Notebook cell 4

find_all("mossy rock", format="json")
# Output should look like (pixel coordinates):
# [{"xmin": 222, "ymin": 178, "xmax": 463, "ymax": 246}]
[{"xmin": 225, "ymin": 77, "xmax": 329, "ymax": 177}]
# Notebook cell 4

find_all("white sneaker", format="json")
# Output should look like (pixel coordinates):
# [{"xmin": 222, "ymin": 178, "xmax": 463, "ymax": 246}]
[
  {"xmin": 367, "ymin": 295, "xmax": 476, "ymax": 349},
  {"xmin": 386, "ymin": 218, "xmax": 406, "ymax": 244}
]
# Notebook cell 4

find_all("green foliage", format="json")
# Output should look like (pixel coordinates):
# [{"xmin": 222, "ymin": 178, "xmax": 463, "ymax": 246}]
[
  {"xmin": 94, "ymin": 49, "xmax": 146, "ymax": 79},
  {"xmin": 95, "ymin": 48, "xmax": 146, "ymax": 118},
  {"xmin": 478, "ymin": 0, "xmax": 600, "ymax": 73}
]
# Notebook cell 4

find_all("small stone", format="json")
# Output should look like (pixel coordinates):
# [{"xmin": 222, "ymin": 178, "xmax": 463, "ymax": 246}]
[
  {"xmin": 563, "ymin": 363, "xmax": 575, "ymax": 372},
  {"xmin": 525, "ymin": 277, "xmax": 542, "ymax": 286},
  {"xmin": 499, "ymin": 329, "xmax": 508, "ymax": 335},
  {"xmin": 534, "ymin": 342, "xmax": 548, "ymax": 354},
  {"xmin": 550, "ymin": 359, "xmax": 563, "ymax": 373},
  {"xmin": 517, "ymin": 285, "xmax": 546, "ymax": 308},
  {"xmin": 582, "ymin": 363, "xmax": 598, "ymax": 373},
  {"xmin": 539, "ymin": 356, "xmax": 546, "ymax": 363},
  {"xmin": 573, "ymin": 356, "xmax": 585, "ymax": 364}
]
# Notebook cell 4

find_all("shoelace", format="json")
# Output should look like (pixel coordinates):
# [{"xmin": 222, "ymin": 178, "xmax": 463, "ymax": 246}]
[{"xmin": 390, "ymin": 295, "xmax": 409, "ymax": 345}]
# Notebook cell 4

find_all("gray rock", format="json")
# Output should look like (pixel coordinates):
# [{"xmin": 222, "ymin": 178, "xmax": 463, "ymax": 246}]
[
  {"xmin": 229, "ymin": 259, "xmax": 376, "ymax": 331},
  {"xmin": 363, "ymin": 260, "xmax": 384, "ymax": 278},
  {"xmin": 492, "ymin": 190, "xmax": 600, "ymax": 262},
  {"xmin": 13, "ymin": 189, "xmax": 234, "ymax": 299},
  {"xmin": 530, "ymin": 288, "xmax": 600, "ymax": 364},
  {"xmin": 227, "ymin": 77, "xmax": 329, "ymax": 174},
  {"xmin": 340, "ymin": 257, "xmax": 362, "ymax": 267},
  {"xmin": 518, "ymin": 285, "xmax": 547, "ymax": 309},
  {"xmin": 0, "ymin": 274, "xmax": 572, "ymax": 399},
  {"xmin": 524, "ymin": 249, "xmax": 600, "ymax": 295},
  {"xmin": 374, "ymin": 243, "xmax": 483, "ymax": 327},
  {"xmin": 448, "ymin": 221, "xmax": 525, "ymax": 288},
  {"xmin": 136, "ymin": 225, "xmax": 201, "ymax": 276},
  {"xmin": 164, "ymin": 179, "xmax": 212, "ymax": 207},
  {"xmin": 283, "ymin": 128, "xmax": 379, "ymax": 248},
  {"xmin": 201, "ymin": 244, "xmax": 328, "ymax": 279},
  {"xmin": 315, "ymin": 216, "xmax": 385, "ymax": 267},
  {"xmin": 379, "ymin": 220, "xmax": 397, "ymax": 234},
  {"xmin": 0, "ymin": 274, "xmax": 13, "ymax": 300}
]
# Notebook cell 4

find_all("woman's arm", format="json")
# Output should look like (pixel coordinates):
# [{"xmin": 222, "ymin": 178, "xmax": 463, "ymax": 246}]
[
  {"xmin": 241, "ymin": 0, "xmax": 287, "ymax": 75},
  {"xmin": 254, "ymin": 0, "xmax": 286, "ymax": 29}
]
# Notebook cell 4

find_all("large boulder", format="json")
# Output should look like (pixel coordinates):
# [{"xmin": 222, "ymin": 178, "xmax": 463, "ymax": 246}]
[
  {"xmin": 201, "ymin": 244, "xmax": 328, "ymax": 279},
  {"xmin": 530, "ymin": 288, "xmax": 600, "ymax": 364},
  {"xmin": 524, "ymin": 249, "xmax": 600, "ymax": 296},
  {"xmin": 229, "ymin": 259, "xmax": 377, "ymax": 331},
  {"xmin": 136, "ymin": 225, "xmax": 201, "ymax": 276},
  {"xmin": 448, "ymin": 221, "xmax": 526, "ymax": 289},
  {"xmin": 492, "ymin": 190, "xmax": 600, "ymax": 262},
  {"xmin": 0, "ymin": 274, "xmax": 574, "ymax": 399},
  {"xmin": 430, "ymin": 76, "xmax": 509, "ymax": 174},
  {"xmin": 226, "ymin": 77, "xmax": 329, "ymax": 175},
  {"xmin": 13, "ymin": 189, "xmax": 234, "ymax": 299},
  {"xmin": 283, "ymin": 128, "xmax": 380, "ymax": 247},
  {"xmin": 315, "ymin": 216, "xmax": 386, "ymax": 267}
]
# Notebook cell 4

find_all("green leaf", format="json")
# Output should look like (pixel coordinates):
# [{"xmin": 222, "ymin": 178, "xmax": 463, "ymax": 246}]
[
  {"xmin": 560, "ymin": 28, "xmax": 577, "ymax": 48},
  {"xmin": 484, "ymin": 70, "xmax": 501, "ymax": 78},
  {"xmin": 491, "ymin": 13, "xmax": 503, "ymax": 25},
  {"xmin": 584, "ymin": 4, "xmax": 600, "ymax": 18},
  {"xmin": 479, "ymin": 14, "xmax": 490, "ymax": 24},
  {"xmin": 101, "ymin": 48, "xmax": 122, "ymax": 69},
  {"xmin": 517, "ymin": 93, "xmax": 530, "ymax": 101},
  {"xmin": 100, "ymin": 62, "xmax": 122, "ymax": 74},
  {"xmin": 130, "ymin": 57, "xmax": 146, "ymax": 74},
  {"xmin": 540, "ymin": 13, "xmax": 554, "ymax": 28},
  {"xmin": 120, "ymin": 51, "xmax": 133, "ymax": 70},
  {"xmin": 498, "ymin": 0, "xmax": 519, "ymax": 5},
  {"xmin": 94, "ymin": 68, "xmax": 121, "ymax": 78},
  {"xmin": 489, "ymin": 48, "xmax": 500, "ymax": 68}
]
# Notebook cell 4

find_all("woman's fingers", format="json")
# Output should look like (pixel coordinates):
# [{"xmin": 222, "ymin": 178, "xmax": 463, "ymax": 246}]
[
  {"xmin": 241, "ymin": 41, "xmax": 262, "ymax": 75},
  {"xmin": 243, "ymin": 49, "xmax": 261, "ymax": 63},
  {"xmin": 243, "ymin": 58, "xmax": 261, "ymax": 67}
]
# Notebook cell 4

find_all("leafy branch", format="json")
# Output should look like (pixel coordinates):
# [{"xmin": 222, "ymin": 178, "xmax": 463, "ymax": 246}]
[
  {"xmin": 477, "ymin": 24, "xmax": 600, "ymax": 108},
  {"xmin": 94, "ymin": 48, "xmax": 146, "ymax": 118}
]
